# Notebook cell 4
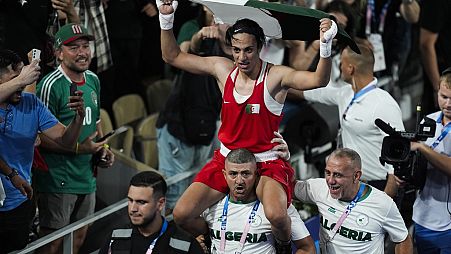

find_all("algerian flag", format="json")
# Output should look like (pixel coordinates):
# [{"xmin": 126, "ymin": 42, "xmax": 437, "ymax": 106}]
[{"xmin": 191, "ymin": 0, "xmax": 360, "ymax": 53}]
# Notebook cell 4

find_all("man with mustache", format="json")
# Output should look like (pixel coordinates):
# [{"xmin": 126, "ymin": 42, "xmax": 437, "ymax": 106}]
[
  {"xmin": 294, "ymin": 148, "xmax": 412, "ymax": 254},
  {"xmin": 0, "ymin": 49, "xmax": 85, "ymax": 253},
  {"xmin": 99, "ymin": 171, "xmax": 204, "ymax": 254},
  {"xmin": 35, "ymin": 23, "xmax": 114, "ymax": 254},
  {"xmin": 200, "ymin": 148, "xmax": 315, "ymax": 254}
]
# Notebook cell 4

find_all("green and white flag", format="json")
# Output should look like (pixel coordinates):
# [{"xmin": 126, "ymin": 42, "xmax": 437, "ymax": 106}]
[{"xmin": 191, "ymin": 0, "xmax": 360, "ymax": 53}]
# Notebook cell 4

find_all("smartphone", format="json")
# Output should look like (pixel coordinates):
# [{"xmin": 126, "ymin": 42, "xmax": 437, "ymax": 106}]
[
  {"xmin": 96, "ymin": 130, "xmax": 115, "ymax": 143},
  {"xmin": 32, "ymin": 49, "xmax": 41, "ymax": 61},
  {"xmin": 96, "ymin": 126, "xmax": 128, "ymax": 143},
  {"xmin": 70, "ymin": 83, "xmax": 77, "ymax": 97}
]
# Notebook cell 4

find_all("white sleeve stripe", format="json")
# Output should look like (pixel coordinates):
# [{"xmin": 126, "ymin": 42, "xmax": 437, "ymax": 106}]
[
  {"xmin": 40, "ymin": 71, "xmax": 60, "ymax": 106},
  {"xmin": 40, "ymin": 72, "xmax": 63, "ymax": 107}
]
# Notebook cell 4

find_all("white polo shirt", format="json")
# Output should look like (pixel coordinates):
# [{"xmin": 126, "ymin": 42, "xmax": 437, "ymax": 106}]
[{"xmin": 304, "ymin": 79, "xmax": 405, "ymax": 181}]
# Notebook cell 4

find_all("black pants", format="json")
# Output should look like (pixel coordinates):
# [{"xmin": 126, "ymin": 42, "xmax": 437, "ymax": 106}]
[{"xmin": 0, "ymin": 199, "xmax": 35, "ymax": 254}]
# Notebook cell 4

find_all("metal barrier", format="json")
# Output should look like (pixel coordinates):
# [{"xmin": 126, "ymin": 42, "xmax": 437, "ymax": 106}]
[{"xmin": 12, "ymin": 169, "xmax": 198, "ymax": 254}]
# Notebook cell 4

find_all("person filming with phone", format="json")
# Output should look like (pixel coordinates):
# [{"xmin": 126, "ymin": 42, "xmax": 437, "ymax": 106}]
[
  {"xmin": 0, "ymin": 48, "xmax": 85, "ymax": 253},
  {"xmin": 35, "ymin": 23, "xmax": 114, "ymax": 254}
]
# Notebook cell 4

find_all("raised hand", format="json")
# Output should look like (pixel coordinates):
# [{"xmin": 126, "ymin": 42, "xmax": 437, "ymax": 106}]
[
  {"xmin": 67, "ymin": 90, "xmax": 85, "ymax": 120},
  {"xmin": 156, "ymin": 0, "xmax": 178, "ymax": 30},
  {"xmin": 319, "ymin": 18, "xmax": 337, "ymax": 43},
  {"xmin": 198, "ymin": 25, "xmax": 222, "ymax": 40},
  {"xmin": 79, "ymin": 131, "xmax": 106, "ymax": 154},
  {"xmin": 18, "ymin": 60, "xmax": 41, "ymax": 87},
  {"xmin": 156, "ymin": 0, "xmax": 178, "ymax": 15},
  {"xmin": 319, "ymin": 18, "xmax": 337, "ymax": 58}
]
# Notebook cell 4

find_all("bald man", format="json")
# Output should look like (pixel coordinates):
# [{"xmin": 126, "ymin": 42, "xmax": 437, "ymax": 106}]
[{"xmin": 291, "ymin": 45, "xmax": 405, "ymax": 198}]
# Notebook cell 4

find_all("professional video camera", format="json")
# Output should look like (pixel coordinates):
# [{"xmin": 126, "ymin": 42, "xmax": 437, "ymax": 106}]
[{"xmin": 375, "ymin": 107, "xmax": 436, "ymax": 188}]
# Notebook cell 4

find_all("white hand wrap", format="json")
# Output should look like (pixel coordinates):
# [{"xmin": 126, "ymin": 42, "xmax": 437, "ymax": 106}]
[
  {"xmin": 156, "ymin": 0, "xmax": 178, "ymax": 30},
  {"xmin": 320, "ymin": 20, "xmax": 337, "ymax": 58}
]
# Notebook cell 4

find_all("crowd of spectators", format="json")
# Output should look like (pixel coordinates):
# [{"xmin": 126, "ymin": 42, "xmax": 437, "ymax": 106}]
[{"xmin": 0, "ymin": 0, "xmax": 450, "ymax": 253}]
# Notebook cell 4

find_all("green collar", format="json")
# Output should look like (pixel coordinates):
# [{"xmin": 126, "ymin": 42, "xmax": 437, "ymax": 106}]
[{"xmin": 358, "ymin": 184, "xmax": 371, "ymax": 202}]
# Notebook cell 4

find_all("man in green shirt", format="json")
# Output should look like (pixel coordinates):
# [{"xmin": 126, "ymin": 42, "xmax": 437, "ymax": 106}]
[{"xmin": 36, "ymin": 23, "xmax": 114, "ymax": 254}]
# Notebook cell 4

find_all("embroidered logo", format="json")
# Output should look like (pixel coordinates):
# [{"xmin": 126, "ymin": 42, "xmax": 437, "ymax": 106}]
[
  {"xmin": 251, "ymin": 215, "xmax": 262, "ymax": 227},
  {"xmin": 72, "ymin": 24, "xmax": 83, "ymax": 34},
  {"xmin": 91, "ymin": 91, "xmax": 97, "ymax": 106},
  {"xmin": 356, "ymin": 213, "xmax": 369, "ymax": 226},
  {"xmin": 328, "ymin": 207, "xmax": 336, "ymax": 214}
]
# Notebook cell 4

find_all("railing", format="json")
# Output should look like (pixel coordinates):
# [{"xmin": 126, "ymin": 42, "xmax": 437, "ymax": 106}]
[{"xmin": 12, "ymin": 169, "xmax": 198, "ymax": 254}]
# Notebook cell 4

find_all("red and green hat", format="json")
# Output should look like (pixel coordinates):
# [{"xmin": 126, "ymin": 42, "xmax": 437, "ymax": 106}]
[{"xmin": 55, "ymin": 23, "xmax": 94, "ymax": 48}]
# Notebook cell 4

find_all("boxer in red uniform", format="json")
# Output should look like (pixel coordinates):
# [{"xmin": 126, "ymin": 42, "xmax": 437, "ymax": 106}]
[{"xmin": 157, "ymin": 1, "xmax": 337, "ymax": 252}]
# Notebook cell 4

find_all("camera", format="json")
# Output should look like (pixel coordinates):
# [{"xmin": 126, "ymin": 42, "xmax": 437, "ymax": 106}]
[{"xmin": 375, "ymin": 107, "xmax": 436, "ymax": 188}]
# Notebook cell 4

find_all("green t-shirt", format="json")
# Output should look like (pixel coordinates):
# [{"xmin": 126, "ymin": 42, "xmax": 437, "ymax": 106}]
[
  {"xmin": 36, "ymin": 66, "xmax": 101, "ymax": 194},
  {"xmin": 176, "ymin": 19, "xmax": 200, "ymax": 45}
]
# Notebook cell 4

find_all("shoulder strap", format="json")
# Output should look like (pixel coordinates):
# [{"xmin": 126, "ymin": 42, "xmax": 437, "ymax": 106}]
[
  {"xmin": 109, "ymin": 229, "xmax": 132, "ymax": 254},
  {"xmin": 111, "ymin": 229, "xmax": 132, "ymax": 239},
  {"xmin": 169, "ymin": 225, "xmax": 194, "ymax": 253},
  {"xmin": 169, "ymin": 237, "xmax": 191, "ymax": 252}
]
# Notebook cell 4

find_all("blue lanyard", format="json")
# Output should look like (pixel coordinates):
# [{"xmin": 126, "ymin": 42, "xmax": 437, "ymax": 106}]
[
  {"xmin": 366, "ymin": 0, "xmax": 392, "ymax": 34},
  {"xmin": 329, "ymin": 183, "xmax": 366, "ymax": 241},
  {"xmin": 107, "ymin": 218, "xmax": 168, "ymax": 254},
  {"xmin": 430, "ymin": 113, "xmax": 451, "ymax": 150},
  {"xmin": 146, "ymin": 218, "xmax": 168, "ymax": 254},
  {"xmin": 342, "ymin": 84, "xmax": 377, "ymax": 120},
  {"xmin": 219, "ymin": 195, "xmax": 260, "ymax": 253}
]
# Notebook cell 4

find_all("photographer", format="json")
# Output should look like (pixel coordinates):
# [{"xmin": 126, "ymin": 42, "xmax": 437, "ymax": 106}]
[{"xmin": 410, "ymin": 67, "xmax": 451, "ymax": 253}]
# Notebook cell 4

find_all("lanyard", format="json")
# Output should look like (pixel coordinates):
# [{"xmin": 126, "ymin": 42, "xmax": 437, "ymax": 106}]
[
  {"xmin": 342, "ymin": 84, "xmax": 377, "ymax": 120},
  {"xmin": 328, "ymin": 183, "xmax": 366, "ymax": 241},
  {"xmin": 430, "ymin": 113, "xmax": 451, "ymax": 150},
  {"xmin": 107, "ymin": 218, "xmax": 168, "ymax": 254},
  {"xmin": 219, "ymin": 195, "xmax": 261, "ymax": 253},
  {"xmin": 366, "ymin": 0, "xmax": 392, "ymax": 35},
  {"xmin": 146, "ymin": 218, "xmax": 168, "ymax": 254}
]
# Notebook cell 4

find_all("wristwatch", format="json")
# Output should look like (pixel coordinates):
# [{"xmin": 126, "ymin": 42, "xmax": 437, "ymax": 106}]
[{"xmin": 6, "ymin": 169, "xmax": 19, "ymax": 181}]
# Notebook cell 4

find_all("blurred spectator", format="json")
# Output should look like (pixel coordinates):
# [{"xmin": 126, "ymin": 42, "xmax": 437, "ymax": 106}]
[
  {"xmin": 156, "ymin": 6, "xmax": 225, "ymax": 211},
  {"xmin": 0, "ymin": 0, "xmax": 79, "ymax": 81},
  {"xmin": 419, "ymin": 0, "xmax": 451, "ymax": 114},
  {"xmin": 292, "ymin": 45, "xmax": 405, "ymax": 198},
  {"xmin": 282, "ymin": 0, "xmax": 356, "ymax": 126},
  {"xmin": 73, "ymin": 0, "xmax": 112, "ymax": 73},
  {"xmin": 106, "ymin": 0, "xmax": 155, "ymax": 95},
  {"xmin": 105, "ymin": 0, "xmax": 157, "ymax": 98},
  {"xmin": 351, "ymin": 0, "xmax": 419, "ymax": 88}
]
